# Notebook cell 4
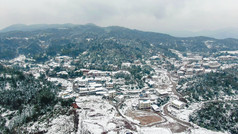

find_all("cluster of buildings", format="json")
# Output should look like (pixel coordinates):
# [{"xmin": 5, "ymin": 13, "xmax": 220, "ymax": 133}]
[
  {"xmin": 173, "ymin": 54, "xmax": 222, "ymax": 78},
  {"xmin": 136, "ymin": 89, "xmax": 185, "ymax": 111}
]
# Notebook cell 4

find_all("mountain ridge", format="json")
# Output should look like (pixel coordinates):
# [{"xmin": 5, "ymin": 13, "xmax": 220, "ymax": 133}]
[
  {"xmin": 1, "ymin": 23, "xmax": 238, "ymax": 40},
  {"xmin": 1, "ymin": 24, "xmax": 238, "ymax": 63}
]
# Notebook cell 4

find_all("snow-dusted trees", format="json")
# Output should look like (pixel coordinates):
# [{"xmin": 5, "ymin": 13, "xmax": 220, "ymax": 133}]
[
  {"xmin": 177, "ymin": 67, "xmax": 238, "ymax": 102},
  {"xmin": 190, "ymin": 101, "xmax": 238, "ymax": 134},
  {"xmin": 0, "ymin": 64, "xmax": 73, "ymax": 133}
]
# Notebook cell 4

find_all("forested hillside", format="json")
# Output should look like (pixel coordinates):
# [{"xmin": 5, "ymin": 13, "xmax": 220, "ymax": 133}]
[
  {"xmin": 1, "ymin": 24, "xmax": 238, "ymax": 64},
  {"xmin": 0, "ymin": 64, "xmax": 73, "ymax": 133},
  {"xmin": 190, "ymin": 101, "xmax": 238, "ymax": 134},
  {"xmin": 177, "ymin": 67, "xmax": 238, "ymax": 134},
  {"xmin": 177, "ymin": 67, "xmax": 238, "ymax": 102}
]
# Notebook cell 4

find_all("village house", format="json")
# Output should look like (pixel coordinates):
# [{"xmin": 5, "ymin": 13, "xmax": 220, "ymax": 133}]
[
  {"xmin": 185, "ymin": 68, "xmax": 193, "ymax": 75},
  {"xmin": 171, "ymin": 100, "xmax": 185, "ymax": 109},
  {"xmin": 79, "ymin": 69, "xmax": 90, "ymax": 76},
  {"xmin": 55, "ymin": 56, "xmax": 72, "ymax": 63},
  {"xmin": 156, "ymin": 89, "xmax": 169, "ymax": 96},
  {"xmin": 73, "ymin": 77, "xmax": 88, "ymax": 89},
  {"xmin": 108, "ymin": 90, "xmax": 117, "ymax": 99},
  {"xmin": 57, "ymin": 71, "xmax": 68, "ymax": 78},
  {"xmin": 105, "ymin": 82, "xmax": 114, "ymax": 89},
  {"xmin": 208, "ymin": 61, "xmax": 221, "ymax": 69},
  {"xmin": 139, "ymin": 90, "xmax": 151, "ymax": 98},
  {"xmin": 151, "ymin": 104, "xmax": 160, "ymax": 112},
  {"xmin": 115, "ymin": 95, "xmax": 124, "ymax": 102},
  {"xmin": 138, "ymin": 99, "xmax": 151, "ymax": 109},
  {"xmin": 177, "ymin": 70, "xmax": 185, "ymax": 77},
  {"xmin": 87, "ymin": 70, "xmax": 109, "ymax": 77}
]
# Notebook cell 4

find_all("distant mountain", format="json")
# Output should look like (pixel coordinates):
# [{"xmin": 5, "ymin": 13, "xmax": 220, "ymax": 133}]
[
  {"xmin": 0, "ymin": 23, "xmax": 78, "ymax": 33},
  {"xmin": 170, "ymin": 28, "xmax": 238, "ymax": 39},
  {"xmin": 1, "ymin": 24, "xmax": 238, "ymax": 63}
]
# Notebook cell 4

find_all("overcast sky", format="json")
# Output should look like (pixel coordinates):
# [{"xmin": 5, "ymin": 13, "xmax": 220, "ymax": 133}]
[{"xmin": 1, "ymin": 0, "xmax": 238, "ymax": 33}]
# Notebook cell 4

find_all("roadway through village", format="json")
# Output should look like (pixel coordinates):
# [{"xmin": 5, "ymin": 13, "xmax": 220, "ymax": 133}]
[
  {"xmin": 164, "ymin": 71, "xmax": 194, "ymax": 128},
  {"xmin": 112, "ymin": 65, "xmax": 194, "ymax": 132}
]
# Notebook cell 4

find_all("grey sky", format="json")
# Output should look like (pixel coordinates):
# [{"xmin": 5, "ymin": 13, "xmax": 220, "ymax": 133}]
[{"xmin": 1, "ymin": 0, "xmax": 238, "ymax": 33}]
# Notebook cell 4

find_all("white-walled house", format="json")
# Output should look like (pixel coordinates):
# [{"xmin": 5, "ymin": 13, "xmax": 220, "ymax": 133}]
[
  {"xmin": 151, "ymin": 104, "xmax": 160, "ymax": 112},
  {"xmin": 108, "ymin": 90, "xmax": 116, "ymax": 98},
  {"xmin": 138, "ymin": 99, "xmax": 151, "ymax": 109},
  {"xmin": 171, "ymin": 100, "xmax": 185, "ymax": 109},
  {"xmin": 115, "ymin": 95, "xmax": 124, "ymax": 102}
]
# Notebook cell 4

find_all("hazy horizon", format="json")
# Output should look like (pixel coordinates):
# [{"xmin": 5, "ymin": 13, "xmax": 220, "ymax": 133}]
[{"xmin": 1, "ymin": 0, "xmax": 238, "ymax": 34}]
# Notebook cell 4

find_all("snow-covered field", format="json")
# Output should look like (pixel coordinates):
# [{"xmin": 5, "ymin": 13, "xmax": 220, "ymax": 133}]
[{"xmin": 75, "ymin": 96, "xmax": 124, "ymax": 133}]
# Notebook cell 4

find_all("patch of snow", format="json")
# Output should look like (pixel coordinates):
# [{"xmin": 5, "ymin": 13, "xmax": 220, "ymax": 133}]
[
  {"xmin": 5, "ymin": 82, "xmax": 11, "ymax": 90},
  {"xmin": 204, "ymin": 40, "xmax": 214, "ymax": 49},
  {"xmin": 9, "ymin": 55, "xmax": 26, "ymax": 63},
  {"xmin": 139, "ymin": 127, "xmax": 172, "ymax": 134},
  {"xmin": 191, "ymin": 127, "xmax": 226, "ymax": 134},
  {"xmin": 220, "ymin": 50, "xmax": 238, "ymax": 54}
]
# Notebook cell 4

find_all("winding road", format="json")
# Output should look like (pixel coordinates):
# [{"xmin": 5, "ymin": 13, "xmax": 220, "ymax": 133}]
[{"xmin": 163, "ymin": 71, "xmax": 194, "ymax": 127}]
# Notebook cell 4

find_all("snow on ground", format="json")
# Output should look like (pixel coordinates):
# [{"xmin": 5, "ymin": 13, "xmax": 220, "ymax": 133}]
[
  {"xmin": 33, "ymin": 73, "xmax": 40, "ymax": 79},
  {"xmin": 220, "ymin": 50, "xmax": 238, "ymax": 54},
  {"xmin": 46, "ymin": 115, "xmax": 74, "ymax": 134},
  {"xmin": 5, "ymin": 82, "xmax": 11, "ymax": 90},
  {"xmin": 83, "ymin": 121, "xmax": 104, "ymax": 134},
  {"xmin": 120, "ymin": 98, "xmax": 138, "ymax": 114},
  {"xmin": 204, "ymin": 40, "xmax": 214, "ymax": 49},
  {"xmin": 171, "ymin": 103, "xmax": 201, "ymax": 122},
  {"xmin": 170, "ymin": 49, "xmax": 185, "ymax": 60},
  {"xmin": 190, "ymin": 127, "xmax": 226, "ymax": 134},
  {"xmin": 26, "ymin": 114, "xmax": 74, "ymax": 134},
  {"xmin": 119, "ymin": 98, "xmax": 140, "ymax": 124},
  {"xmin": 9, "ymin": 55, "xmax": 26, "ymax": 63},
  {"xmin": 139, "ymin": 127, "xmax": 172, "ymax": 134},
  {"xmin": 1, "ymin": 109, "xmax": 16, "ymax": 127},
  {"xmin": 47, "ymin": 77, "xmax": 72, "ymax": 88},
  {"xmin": 75, "ymin": 96, "xmax": 123, "ymax": 133}
]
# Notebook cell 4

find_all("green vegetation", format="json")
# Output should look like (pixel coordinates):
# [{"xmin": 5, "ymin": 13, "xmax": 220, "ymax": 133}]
[
  {"xmin": 190, "ymin": 101, "xmax": 238, "ymax": 134},
  {"xmin": 0, "ymin": 64, "xmax": 74, "ymax": 133},
  {"xmin": 178, "ymin": 66, "xmax": 238, "ymax": 134},
  {"xmin": 127, "ymin": 65, "xmax": 153, "ymax": 88},
  {"xmin": 157, "ymin": 96, "xmax": 169, "ymax": 107},
  {"xmin": 177, "ymin": 67, "xmax": 238, "ymax": 102}
]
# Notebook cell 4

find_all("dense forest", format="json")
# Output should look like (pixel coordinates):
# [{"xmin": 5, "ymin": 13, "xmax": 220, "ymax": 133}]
[
  {"xmin": 0, "ymin": 64, "xmax": 73, "ymax": 133},
  {"xmin": 177, "ymin": 67, "xmax": 238, "ymax": 102},
  {"xmin": 177, "ymin": 67, "xmax": 238, "ymax": 134},
  {"xmin": 1, "ymin": 24, "xmax": 238, "ymax": 65},
  {"xmin": 190, "ymin": 101, "xmax": 238, "ymax": 134}
]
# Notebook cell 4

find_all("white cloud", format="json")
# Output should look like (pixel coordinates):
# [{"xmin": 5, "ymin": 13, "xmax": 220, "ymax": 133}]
[{"xmin": 0, "ymin": 0, "xmax": 238, "ymax": 33}]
